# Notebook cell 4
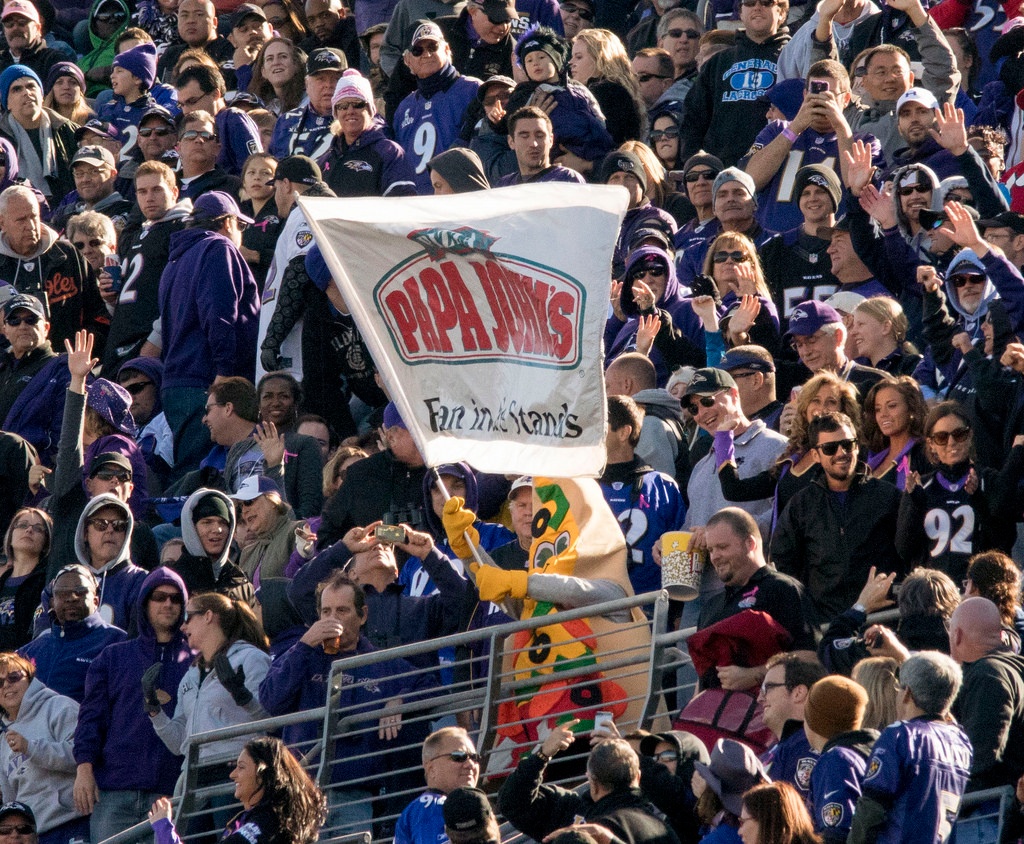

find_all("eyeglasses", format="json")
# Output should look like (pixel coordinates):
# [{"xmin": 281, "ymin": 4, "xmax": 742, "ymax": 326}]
[
  {"xmin": 897, "ymin": 184, "xmax": 931, "ymax": 197},
  {"xmin": 94, "ymin": 11, "xmax": 127, "ymax": 22},
  {"xmin": 666, "ymin": 27, "xmax": 701, "ymax": 38},
  {"xmin": 430, "ymin": 750, "xmax": 480, "ymax": 764},
  {"xmin": 335, "ymin": 100, "xmax": 369, "ymax": 111},
  {"xmin": 72, "ymin": 237, "xmax": 104, "ymax": 250},
  {"xmin": 86, "ymin": 517, "xmax": 129, "ymax": 532},
  {"xmin": 685, "ymin": 169, "xmax": 718, "ymax": 183},
  {"xmin": 409, "ymin": 41, "xmax": 440, "ymax": 57},
  {"xmin": 149, "ymin": 591, "xmax": 184, "ymax": 605},
  {"xmin": 950, "ymin": 274, "xmax": 985, "ymax": 288},
  {"xmin": 652, "ymin": 750, "xmax": 679, "ymax": 762},
  {"xmin": 816, "ymin": 437, "xmax": 857, "ymax": 456},
  {"xmin": 0, "ymin": 672, "xmax": 25, "ymax": 688},
  {"xmin": 637, "ymin": 73, "xmax": 670, "ymax": 85},
  {"xmin": 741, "ymin": 0, "xmax": 777, "ymax": 6},
  {"xmin": 92, "ymin": 469, "xmax": 132, "ymax": 482},
  {"xmin": 0, "ymin": 827, "xmax": 34, "ymax": 836},
  {"xmin": 139, "ymin": 126, "xmax": 173, "ymax": 137},
  {"xmin": 204, "ymin": 401, "xmax": 224, "ymax": 414},
  {"xmin": 0, "ymin": 18, "xmax": 29, "ymax": 27},
  {"xmin": 122, "ymin": 380, "xmax": 153, "ymax": 395},
  {"xmin": 54, "ymin": 587, "xmax": 91, "ymax": 600},
  {"xmin": 713, "ymin": 250, "xmax": 748, "ymax": 264},
  {"xmin": 183, "ymin": 607, "xmax": 209, "ymax": 623},
  {"xmin": 629, "ymin": 267, "xmax": 666, "ymax": 281},
  {"xmin": 946, "ymin": 192, "xmax": 972, "ymax": 204},
  {"xmin": 760, "ymin": 680, "xmax": 787, "ymax": 694},
  {"xmin": 5, "ymin": 314, "xmax": 39, "ymax": 326},
  {"xmin": 561, "ymin": 3, "xmax": 594, "ymax": 18},
  {"xmin": 929, "ymin": 426, "xmax": 971, "ymax": 446},
  {"xmin": 11, "ymin": 521, "xmax": 45, "ymax": 533},
  {"xmin": 649, "ymin": 127, "xmax": 680, "ymax": 141},
  {"xmin": 180, "ymin": 129, "xmax": 218, "ymax": 142}
]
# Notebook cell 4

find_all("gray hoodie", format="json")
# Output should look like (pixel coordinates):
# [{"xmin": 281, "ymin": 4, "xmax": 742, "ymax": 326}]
[
  {"xmin": 180, "ymin": 488, "xmax": 237, "ymax": 580},
  {"xmin": 632, "ymin": 387, "xmax": 684, "ymax": 477}
]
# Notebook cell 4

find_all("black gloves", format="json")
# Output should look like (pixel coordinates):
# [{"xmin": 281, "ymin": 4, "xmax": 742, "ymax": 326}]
[
  {"xmin": 141, "ymin": 663, "xmax": 163, "ymax": 715},
  {"xmin": 214, "ymin": 653, "xmax": 252, "ymax": 706}
]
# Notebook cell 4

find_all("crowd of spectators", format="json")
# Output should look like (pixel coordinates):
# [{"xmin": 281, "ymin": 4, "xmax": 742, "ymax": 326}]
[{"xmin": 0, "ymin": 0, "xmax": 1021, "ymax": 841}]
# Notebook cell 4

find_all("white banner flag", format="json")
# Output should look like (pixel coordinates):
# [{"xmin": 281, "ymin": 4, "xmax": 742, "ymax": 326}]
[{"xmin": 298, "ymin": 184, "xmax": 627, "ymax": 477}]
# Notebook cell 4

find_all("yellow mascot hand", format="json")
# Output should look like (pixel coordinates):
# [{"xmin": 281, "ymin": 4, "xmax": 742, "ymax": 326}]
[
  {"xmin": 470, "ymin": 563, "xmax": 529, "ymax": 603},
  {"xmin": 442, "ymin": 496, "xmax": 479, "ymax": 559}
]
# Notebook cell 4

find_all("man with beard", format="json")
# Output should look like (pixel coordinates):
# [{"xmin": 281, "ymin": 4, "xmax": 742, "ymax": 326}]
[
  {"xmin": 497, "ymin": 107, "xmax": 585, "ymax": 185},
  {"xmin": 771, "ymin": 411, "xmax": 902, "ymax": 625}
]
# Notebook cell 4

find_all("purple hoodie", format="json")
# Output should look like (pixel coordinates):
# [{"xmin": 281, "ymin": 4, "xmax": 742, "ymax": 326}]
[{"xmin": 73, "ymin": 567, "xmax": 194, "ymax": 793}]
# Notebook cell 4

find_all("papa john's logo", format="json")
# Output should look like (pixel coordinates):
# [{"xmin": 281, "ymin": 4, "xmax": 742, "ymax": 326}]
[{"xmin": 373, "ymin": 226, "xmax": 585, "ymax": 369}]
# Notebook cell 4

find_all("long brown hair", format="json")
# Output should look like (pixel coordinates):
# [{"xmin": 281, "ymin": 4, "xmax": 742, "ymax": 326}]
[
  {"xmin": 787, "ymin": 372, "xmax": 861, "ymax": 456},
  {"xmin": 190, "ymin": 593, "xmax": 269, "ymax": 668},
  {"xmin": 243, "ymin": 736, "xmax": 326, "ymax": 844},
  {"xmin": 742, "ymin": 782, "xmax": 820, "ymax": 844},
  {"xmin": 862, "ymin": 376, "xmax": 927, "ymax": 453},
  {"xmin": 248, "ymin": 37, "xmax": 307, "ymax": 112}
]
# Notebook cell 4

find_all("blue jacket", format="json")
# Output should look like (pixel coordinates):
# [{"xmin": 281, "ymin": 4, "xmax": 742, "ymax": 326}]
[
  {"xmin": 809, "ymin": 729, "xmax": 877, "ymax": 844},
  {"xmin": 158, "ymin": 227, "xmax": 260, "ymax": 388},
  {"xmin": 214, "ymin": 108, "xmax": 263, "ymax": 176},
  {"xmin": 19, "ymin": 611, "xmax": 127, "ymax": 702},
  {"xmin": 857, "ymin": 717, "xmax": 972, "ymax": 844},
  {"xmin": 762, "ymin": 720, "xmax": 818, "ymax": 806},
  {"xmin": 395, "ymin": 790, "xmax": 446, "ymax": 844},
  {"xmin": 97, "ymin": 92, "xmax": 158, "ymax": 160},
  {"xmin": 319, "ymin": 119, "xmax": 417, "ymax": 198},
  {"xmin": 73, "ymin": 567, "xmax": 193, "ymax": 793},
  {"xmin": 259, "ymin": 634, "xmax": 436, "ymax": 787}
]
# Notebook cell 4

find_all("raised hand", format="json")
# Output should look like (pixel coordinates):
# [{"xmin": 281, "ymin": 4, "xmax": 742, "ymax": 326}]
[
  {"xmin": 635, "ymin": 313, "xmax": 662, "ymax": 355},
  {"xmin": 859, "ymin": 183, "xmax": 897, "ymax": 230},
  {"xmin": 253, "ymin": 420, "xmax": 285, "ymax": 468},
  {"xmin": 937, "ymin": 201, "xmax": 986, "ymax": 253},
  {"xmin": 64, "ymin": 329, "xmax": 97, "ymax": 391},
  {"xmin": 842, "ymin": 138, "xmax": 875, "ymax": 196},
  {"xmin": 929, "ymin": 101, "xmax": 968, "ymax": 156}
]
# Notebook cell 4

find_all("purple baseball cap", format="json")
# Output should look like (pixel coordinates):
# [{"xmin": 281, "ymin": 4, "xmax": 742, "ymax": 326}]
[
  {"xmin": 784, "ymin": 300, "xmax": 843, "ymax": 341},
  {"xmin": 192, "ymin": 191, "xmax": 255, "ymax": 225}
]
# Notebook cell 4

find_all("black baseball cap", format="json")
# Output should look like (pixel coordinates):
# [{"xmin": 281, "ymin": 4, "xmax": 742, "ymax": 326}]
[{"xmin": 274, "ymin": 155, "xmax": 322, "ymax": 186}]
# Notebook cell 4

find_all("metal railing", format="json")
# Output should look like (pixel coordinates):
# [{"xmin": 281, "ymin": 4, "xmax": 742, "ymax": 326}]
[{"xmin": 99, "ymin": 596, "xmax": 1009, "ymax": 844}]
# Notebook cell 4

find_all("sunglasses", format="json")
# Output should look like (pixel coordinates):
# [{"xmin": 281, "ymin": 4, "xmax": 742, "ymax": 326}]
[
  {"xmin": 183, "ymin": 607, "xmax": 208, "ymax": 623},
  {"xmin": 54, "ymin": 586, "xmax": 91, "ymax": 600},
  {"xmin": 950, "ymin": 274, "xmax": 985, "ymax": 288},
  {"xmin": 649, "ymin": 127, "xmax": 680, "ymax": 141},
  {"xmin": 149, "ymin": 591, "xmax": 184, "ymax": 605},
  {"xmin": 180, "ymin": 129, "xmax": 218, "ymax": 142},
  {"xmin": 73, "ymin": 238, "xmax": 104, "ymax": 250},
  {"xmin": 740, "ymin": 0, "xmax": 777, "ymax": 6},
  {"xmin": 409, "ymin": 41, "xmax": 439, "ymax": 57},
  {"xmin": 92, "ymin": 469, "xmax": 132, "ymax": 482},
  {"xmin": 87, "ymin": 517, "xmax": 129, "ymax": 532},
  {"xmin": 816, "ymin": 437, "xmax": 857, "ymax": 456},
  {"xmin": 122, "ymin": 380, "xmax": 153, "ymax": 395},
  {"xmin": 431, "ymin": 750, "xmax": 481, "ymax": 764},
  {"xmin": 5, "ymin": 314, "xmax": 39, "ymax": 326},
  {"xmin": 139, "ymin": 126, "xmax": 173, "ymax": 137},
  {"xmin": 637, "ymin": 73, "xmax": 670, "ymax": 84},
  {"xmin": 929, "ymin": 426, "xmax": 971, "ymax": 446},
  {"xmin": 11, "ymin": 520, "xmax": 45, "ymax": 533},
  {"xmin": 0, "ymin": 671, "xmax": 25, "ymax": 688},
  {"xmin": 561, "ymin": 3, "xmax": 594, "ymax": 18},
  {"xmin": 685, "ymin": 169, "xmax": 718, "ymax": 183},
  {"xmin": 335, "ymin": 100, "xmax": 368, "ymax": 111},
  {"xmin": 652, "ymin": 750, "xmax": 679, "ymax": 762},
  {"xmin": 666, "ymin": 27, "xmax": 700, "ymax": 37},
  {"xmin": 713, "ymin": 250, "xmax": 748, "ymax": 264},
  {"xmin": 686, "ymin": 394, "xmax": 720, "ymax": 413},
  {"xmin": 897, "ymin": 184, "xmax": 931, "ymax": 197},
  {"xmin": 94, "ymin": 11, "xmax": 127, "ymax": 22},
  {"xmin": 0, "ymin": 827, "xmax": 34, "ymax": 836},
  {"xmin": 629, "ymin": 266, "xmax": 666, "ymax": 281}
]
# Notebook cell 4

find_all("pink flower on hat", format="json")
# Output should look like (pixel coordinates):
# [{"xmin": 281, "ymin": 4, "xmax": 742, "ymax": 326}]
[{"xmin": 331, "ymin": 69, "xmax": 376, "ymax": 117}]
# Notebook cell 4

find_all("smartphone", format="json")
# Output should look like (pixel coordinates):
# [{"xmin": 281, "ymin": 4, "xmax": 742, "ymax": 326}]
[
  {"xmin": 104, "ymin": 255, "xmax": 122, "ymax": 293},
  {"xmin": 375, "ymin": 524, "xmax": 407, "ymax": 544},
  {"xmin": 809, "ymin": 79, "xmax": 830, "ymax": 94},
  {"xmin": 594, "ymin": 710, "xmax": 614, "ymax": 733}
]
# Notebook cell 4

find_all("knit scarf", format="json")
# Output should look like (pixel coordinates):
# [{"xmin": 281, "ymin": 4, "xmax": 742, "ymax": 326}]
[{"xmin": 8, "ymin": 113, "xmax": 54, "ymax": 197}]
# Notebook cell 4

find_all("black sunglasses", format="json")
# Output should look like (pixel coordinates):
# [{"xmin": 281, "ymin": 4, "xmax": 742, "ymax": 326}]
[
  {"xmin": 123, "ymin": 380, "xmax": 153, "ymax": 395},
  {"xmin": 685, "ymin": 169, "xmax": 718, "ymax": 183},
  {"xmin": 73, "ymin": 237, "xmax": 104, "ymax": 250},
  {"xmin": 649, "ymin": 127, "xmax": 680, "ymax": 141},
  {"xmin": 86, "ymin": 517, "xmax": 129, "ymax": 532},
  {"xmin": 430, "ymin": 750, "xmax": 481, "ymax": 764},
  {"xmin": 139, "ymin": 126, "xmax": 174, "ymax": 137},
  {"xmin": 816, "ymin": 437, "xmax": 857, "ymax": 456},
  {"xmin": 666, "ymin": 27, "xmax": 700, "ymax": 38},
  {"xmin": 929, "ymin": 426, "xmax": 971, "ymax": 446},
  {"xmin": 92, "ymin": 469, "xmax": 132, "ymax": 482},
  {"xmin": 561, "ymin": 3, "xmax": 594, "ymax": 18},
  {"xmin": 629, "ymin": 266, "xmax": 666, "ymax": 281},
  {"xmin": 898, "ymin": 184, "xmax": 931, "ymax": 197},
  {"xmin": 409, "ymin": 42, "xmax": 440, "ymax": 57},
  {"xmin": 180, "ymin": 129, "xmax": 218, "ymax": 142},
  {"xmin": 713, "ymin": 250, "xmax": 748, "ymax": 264},
  {"xmin": 5, "ymin": 313, "xmax": 39, "ymax": 326},
  {"xmin": 637, "ymin": 73, "xmax": 670, "ymax": 84},
  {"xmin": 950, "ymin": 274, "xmax": 985, "ymax": 288},
  {"xmin": 686, "ymin": 394, "xmax": 719, "ymax": 413}
]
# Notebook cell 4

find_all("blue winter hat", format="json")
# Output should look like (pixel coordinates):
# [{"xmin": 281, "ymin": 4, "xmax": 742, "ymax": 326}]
[
  {"xmin": 45, "ymin": 61, "xmax": 85, "ymax": 94},
  {"xmin": 760, "ymin": 78, "xmax": 804, "ymax": 121},
  {"xmin": 383, "ymin": 402, "xmax": 406, "ymax": 430},
  {"xmin": 0, "ymin": 64, "xmax": 41, "ymax": 110},
  {"xmin": 113, "ymin": 42, "xmax": 157, "ymax": 90},
  {"xmin": 118, "ymin": 356, "xmax": 164, "ymax": 413}
]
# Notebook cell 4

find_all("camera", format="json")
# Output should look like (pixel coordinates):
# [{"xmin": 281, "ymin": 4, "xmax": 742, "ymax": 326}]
[
  {"xmin": 375, "ymin": 524, "xmax": 407, "ymax": 544},
  {"xmin": 809, "ymin": 80, "xmax": 830, "ymax": 94}
]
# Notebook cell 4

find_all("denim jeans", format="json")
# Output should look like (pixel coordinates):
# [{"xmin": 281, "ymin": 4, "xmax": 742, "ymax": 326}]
[
  {"xmin": 324, "ymin": 789, "xmax": 374, "ymax": 838},
  {"xmin": 162, "ymin": 387, "xmax": 212, "ymax": 479},
  {"xmin": 90, "ymin": 789, "xmax": 165, "ymax": 844}
]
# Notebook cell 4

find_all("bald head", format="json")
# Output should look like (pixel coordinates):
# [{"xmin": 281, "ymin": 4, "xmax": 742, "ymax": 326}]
[
  {"xmin": 949, "ymin": 597, "xmax": 1003, "ymax": 664},
  {"xmin": 605, "ymin": 353, "xmax": 656, "ymax": 397}
]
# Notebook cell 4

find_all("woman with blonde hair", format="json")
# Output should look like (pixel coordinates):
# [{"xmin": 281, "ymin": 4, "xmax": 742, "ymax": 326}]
[
  {"xmin": 851, "ymin": 656, "xmax": 900, "ymax": 731},
  {"xmin": 850, "ymin": 297, "xmax": 922, "ymax": 375},
  {"xmin": 44, "ymin": 63, "xmax": 95, "ymax": 125},
  {"xmin": 0, "ymin": 508, "xmax": 51, "ymax": 649},
  {"xmin": 570, "ymin": 29, "xmax": 645, "ymax": 143},
  {"xmin": 695, "ymin": 231, "xmax": 780, "ymax": 354},
  {"xmin": 248, "ymin": 37, "xmax": 307, "ymax": 115}
]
